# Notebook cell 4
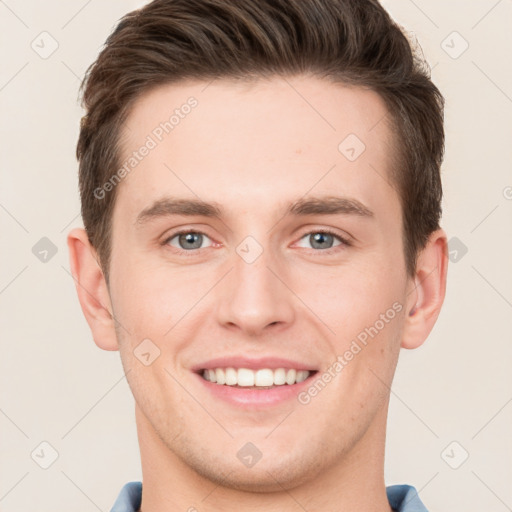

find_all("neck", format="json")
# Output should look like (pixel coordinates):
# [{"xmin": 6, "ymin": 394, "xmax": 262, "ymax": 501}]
[{"xmin": 135, "ymin": 401, "xmax": 393, "ymax": 512}]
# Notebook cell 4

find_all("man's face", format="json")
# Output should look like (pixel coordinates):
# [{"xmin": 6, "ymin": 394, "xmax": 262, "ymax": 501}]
[{"xmin": 108, "ymin": 76, "xmax": 411, "ymax": 490}]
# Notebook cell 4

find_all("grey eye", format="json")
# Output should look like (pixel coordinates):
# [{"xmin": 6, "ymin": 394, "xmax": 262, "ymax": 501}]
[
  {"xmin": 296, "ymin": 232, "xmax": 343, "ymax": 250},
  {"xmin": 168, "ymin": 232, "xmax": 212, "ymax": 250}
]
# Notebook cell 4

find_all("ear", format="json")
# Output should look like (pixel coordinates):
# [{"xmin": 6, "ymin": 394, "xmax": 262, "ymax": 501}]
[
  {"xmin": 67, "ymin": 228, "xmax": 119, "ymax": 351},
  {"xmin": 401, "ymin": 229, "xmax": 448, "ymax": 349}
]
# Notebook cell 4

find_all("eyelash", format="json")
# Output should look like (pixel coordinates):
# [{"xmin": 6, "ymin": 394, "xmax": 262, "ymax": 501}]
[{"xmin": 162, "ymin": 228, "xmax": 352, "ymax": 256}]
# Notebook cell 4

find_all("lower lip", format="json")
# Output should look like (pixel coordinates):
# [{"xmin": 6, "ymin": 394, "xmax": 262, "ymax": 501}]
[{"xmin": 194, "ymin": 372, "xmax": 317, "ymax": 409}]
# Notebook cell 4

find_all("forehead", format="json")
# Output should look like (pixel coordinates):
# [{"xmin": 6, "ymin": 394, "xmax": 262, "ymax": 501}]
[{"xmin": 114, "ymin": 75, "xmax": 399, "ymax": 223}]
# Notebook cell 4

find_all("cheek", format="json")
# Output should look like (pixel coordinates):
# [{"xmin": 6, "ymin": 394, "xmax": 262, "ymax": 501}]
[
  {"xmin": 109, "ymin": 252, "xmax": 200, "ymax": 340},
  {"xmin": 297, "ymin": 257, "xmax": 407, "ymax": 400},
  {"xmin": 331, "ymin": 266, "xmax": 405, "ymax": 389},
  {"xmin": 294, "ymin": 257, "xmax": 405, "ymax": 336}
]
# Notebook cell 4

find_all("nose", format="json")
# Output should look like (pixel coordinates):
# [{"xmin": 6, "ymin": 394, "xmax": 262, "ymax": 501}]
[{"xmin": 215, "ymin": 245, "xmax": 296, "ymax": 337}]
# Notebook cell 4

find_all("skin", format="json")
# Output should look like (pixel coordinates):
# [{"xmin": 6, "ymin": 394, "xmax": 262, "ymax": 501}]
[{"xmin": 68, "ymin": 75, "xmax": 447, "ymax": 511}]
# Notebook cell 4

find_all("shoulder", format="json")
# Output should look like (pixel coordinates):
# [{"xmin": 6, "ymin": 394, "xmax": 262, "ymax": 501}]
[
  {"xmin": 110, "ymin": 481, "xmax": 142, "ymax": 512},
  {"xmin": 386, "ymin": 484, "xmax": 429, "ymax": 512}
]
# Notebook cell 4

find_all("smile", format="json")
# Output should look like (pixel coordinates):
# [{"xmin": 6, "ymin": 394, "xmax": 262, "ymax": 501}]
[{"xmin": 202, "ymin": 367, "xmax": 315, "ymax": 388}]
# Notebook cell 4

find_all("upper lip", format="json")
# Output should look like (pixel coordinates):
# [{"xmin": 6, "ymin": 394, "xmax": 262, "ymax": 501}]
[{"xmin": 191, "ymin": 356, "xmax": 318, "ymax": 373}]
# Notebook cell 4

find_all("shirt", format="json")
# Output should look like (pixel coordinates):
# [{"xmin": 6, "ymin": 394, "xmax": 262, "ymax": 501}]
[{"xmin": 110, "ymin": 481, "xmax": 428, "ymax": 511}]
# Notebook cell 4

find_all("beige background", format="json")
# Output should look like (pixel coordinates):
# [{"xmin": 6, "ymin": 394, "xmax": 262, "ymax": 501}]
[{"xmin": 1, "ymin": 0, "xmax": 511, "ymax": 511}]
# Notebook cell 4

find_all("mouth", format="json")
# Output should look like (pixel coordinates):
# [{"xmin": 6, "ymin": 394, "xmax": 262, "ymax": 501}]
[
  {"xmin": 190, "ymin": 356, "xmax": 320, "ymax": 407},
  {"xmin": 198, "ymin": 367, "xmax": 318, "ymax": 389}
]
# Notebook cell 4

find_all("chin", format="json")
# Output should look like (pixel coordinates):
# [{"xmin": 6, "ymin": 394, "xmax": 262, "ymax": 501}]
[{"xmin": 179, "ymin": 440, "xmax": 327, "ymax": 493}]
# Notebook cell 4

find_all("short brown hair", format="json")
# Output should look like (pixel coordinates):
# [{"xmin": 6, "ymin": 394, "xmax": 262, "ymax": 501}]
[{"xmin": 76, "ymin": 0, "xmax": 444, "ymax": 281}]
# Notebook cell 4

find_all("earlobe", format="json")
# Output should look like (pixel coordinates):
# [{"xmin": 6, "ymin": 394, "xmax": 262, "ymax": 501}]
[
  {"xmin": 401, "ymin": 229, "xmax": 448, "ymax": 349},
  {"xmin": 67, "ymin": 228, "xmax": 119, "ymax": 351}
]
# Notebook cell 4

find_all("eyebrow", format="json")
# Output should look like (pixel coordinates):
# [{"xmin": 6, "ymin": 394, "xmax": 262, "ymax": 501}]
[{"xmin": 135, "ymin": 195, "xmax": 374, "ymax": 225}]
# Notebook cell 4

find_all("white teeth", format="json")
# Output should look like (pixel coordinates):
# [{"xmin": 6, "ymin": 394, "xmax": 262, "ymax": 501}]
[
  {"xmin": 285, "ymin": 369, "xmax": 296, "ymax": 385},
  {"xmin": 201, "ymin": 367, "xmax": 312, "ymax": 387},
  {"xmin": 225, "ymin": 367, "xmax": 237, "ymax": 385},
  {"xmin": 296, "ymin": 370, "xmax": 309, "ymax": 383},
  {"xmin": 215, "ymin": 368, "xmax": 226, "ymax": 385},
  {"xmin": 237, "ymin": 368, "xmax": 254, "ymax": 387},
  {"xmin": 255, "ymin": 369, "xmax": 274, "ymax": 386},
  {"xmin": 273, "ymin": 368, "xmax": 286, "ymax": 385}
]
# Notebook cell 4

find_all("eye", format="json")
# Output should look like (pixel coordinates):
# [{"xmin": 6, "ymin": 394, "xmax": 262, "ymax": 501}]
[
  {"xmin": 165, "ymin": 231, "xmax": 213, "ymax": 251},
  {"xmin": 295, "ymin": 230, "xmax": 349, "ymax": 251}
]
